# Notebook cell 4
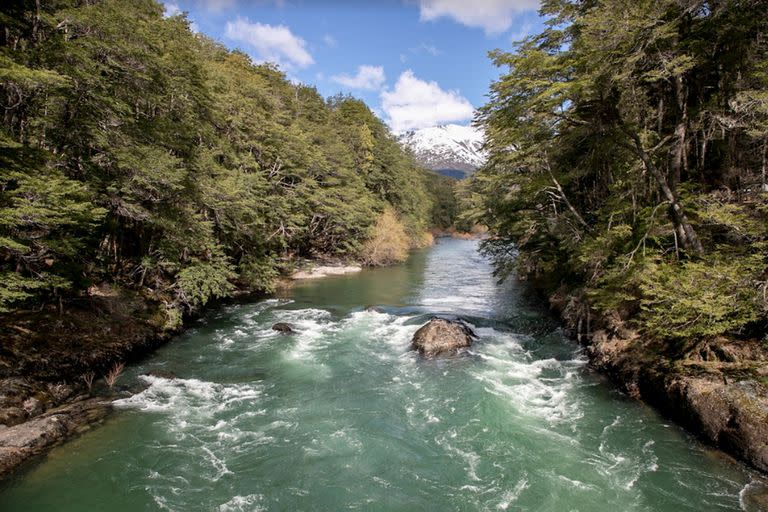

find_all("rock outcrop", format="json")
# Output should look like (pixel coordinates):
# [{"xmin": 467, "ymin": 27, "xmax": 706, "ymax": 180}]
[
  {"xmin": 0, "ymin": 397, "xmax": 110, "ymax": 478},
  {"xmin": 550, "ymin": 287, "xmax": 768, "ymax": 474},
  {"xmin": 411, "ymin": 318, "xmax": 475, "ymax": 357}
]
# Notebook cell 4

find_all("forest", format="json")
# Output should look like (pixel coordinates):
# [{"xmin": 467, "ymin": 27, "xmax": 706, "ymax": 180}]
[
  {"xmin": 469, "ymin": 0, "xmax": 768, "ymax": 345},
  {"xmin": 0, "ymin": 0, "xmax": 454, "ymax": 323}
]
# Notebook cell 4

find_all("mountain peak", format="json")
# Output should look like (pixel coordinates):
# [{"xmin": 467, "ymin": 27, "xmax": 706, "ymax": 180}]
[{"xmin": 397, "ymin": 124, "xmax": 487, "ymax": 179}]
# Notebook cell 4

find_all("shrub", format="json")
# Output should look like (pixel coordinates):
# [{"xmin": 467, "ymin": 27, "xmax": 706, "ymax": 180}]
[
  {"xmin": 175, "ymin": 253, "xmax": 235, "ymax": 309},
  {"xmin": 412, "ymin": 231, "xmax": 435, "ymax": 249},
  {"xmin": 238, "ymin": 255, "xmax": 280, "ymax": 293},
  {"xmin": 638, "ymin": 255, "xmax": 765, "ymax": 340},
  {"xmin": 361, "ymin": 207, "xmax": 410, "ymax": 266}
]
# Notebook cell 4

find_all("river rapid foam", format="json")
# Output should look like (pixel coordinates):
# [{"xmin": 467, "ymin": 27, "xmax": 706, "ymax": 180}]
[{"xmin": 1, "ymin": 239, "xmax": 762, "ymax": 511}]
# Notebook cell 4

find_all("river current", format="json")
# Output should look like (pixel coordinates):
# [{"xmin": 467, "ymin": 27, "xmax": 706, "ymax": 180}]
[{"xmin": 0, "ymin": 239, "xmax": 762, "ymax": 511}]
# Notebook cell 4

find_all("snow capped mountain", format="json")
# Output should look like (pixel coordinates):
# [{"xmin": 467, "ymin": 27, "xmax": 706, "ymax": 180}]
[{"xmin": 397, "ymin": 124, "xmax": 487, "ymax": 179}]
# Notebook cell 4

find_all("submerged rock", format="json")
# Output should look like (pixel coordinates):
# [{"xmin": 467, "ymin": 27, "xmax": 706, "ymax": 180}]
[
  {"xmin": 143, "ymin": 370, "xmax": 178, "ymax": 380},
  {"xmin": 411, "ymin": 318, "xmax": 475, "ymax": 357},
  {"xmin": 272, "ymin": 322, "xmax": 295, "ymax": 334}
]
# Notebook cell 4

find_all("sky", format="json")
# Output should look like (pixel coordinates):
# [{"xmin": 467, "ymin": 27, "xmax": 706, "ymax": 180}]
[{"xmin": 162, "ymin": 0, "xmax": 544, "ymax": 133}]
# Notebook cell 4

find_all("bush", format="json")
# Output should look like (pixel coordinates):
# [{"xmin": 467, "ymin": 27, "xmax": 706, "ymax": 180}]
[
  {"xmin": 175, "ymin": 253, "xmax": 235, "ymax": 309},
  {"xmin": 238, "ymin": 255, "xmax": 280, "ymax": 293},
  {"xmin": 361, "ymin": 208, "xmax": 410, "ymax": 266},
  {"xmin": 638, "ymin": 255, "xmax": 765, "ymax": 340},
  {"xmin": 412, "ymin": 231, "xmax": 435, "ymax": 249}
]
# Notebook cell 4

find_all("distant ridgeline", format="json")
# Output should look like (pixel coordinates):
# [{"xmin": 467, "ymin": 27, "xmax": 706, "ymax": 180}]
[
  {"xmin": 398, "ymin": 124, "xmax": 487, "ymax": 180},
  {"xmin": 469, "ymin": 0, "xmax": 768, "ymax": 341},
  {"xmin": 0, "ymin": 0, "xmax": 455, "ymax": 318}
]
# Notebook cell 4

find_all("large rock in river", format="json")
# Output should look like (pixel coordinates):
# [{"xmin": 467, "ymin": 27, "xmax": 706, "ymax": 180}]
[
  {"xmin": 271, "ymin": 322, "xmax": 295, "ymax": 334},
  {"xmin": 411, "ymin": 318, "xmax": 475, "ymax": 357}
]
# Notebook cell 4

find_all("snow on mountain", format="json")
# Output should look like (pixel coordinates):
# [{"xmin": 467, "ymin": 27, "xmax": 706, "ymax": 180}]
[{"xmin": 397, "ymin": 124, "xmax": 487, "ymax": 179}]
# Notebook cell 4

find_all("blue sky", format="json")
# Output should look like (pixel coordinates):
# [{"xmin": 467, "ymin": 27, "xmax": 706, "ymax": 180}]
[{"xmin": 163, "ymin": 0, "xmax": 544, "ymax": 132}]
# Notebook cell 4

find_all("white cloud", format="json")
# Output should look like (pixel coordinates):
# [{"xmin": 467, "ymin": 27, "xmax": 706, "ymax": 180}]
[
  {"xmin": 322, "ymin": 34, "xmax": 337, "ymax": 48},
  {"xmin": 330, "ymin": 65, "xmax": 386, "ymax": 91},
  {"xmin": 163, "ymin": 2, "xmax": 182, "ymax": 17},
  {"xmin": 417, "ymin": 0, "xmax": 539, "ymax": 34},
  {"xmin": 163, "ymin": 2, "xmax": 199, "ymax": 32},
  {"xmin": 380, "ymin": 70, "xmax": 475, "ymax": 132},
  {"xmin": 411, "ymin": 43, "xmax": 440, "ymax": 56},
  {"xmin": 224, "ymin": 18, "xmax": 314, "ymax": 69},
  {"xmin": 510, "ymin": 21, "xmax": 533, "ymax": 43}
]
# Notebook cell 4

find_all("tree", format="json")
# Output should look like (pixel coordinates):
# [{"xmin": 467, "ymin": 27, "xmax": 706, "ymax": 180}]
[{"xmin": 474, "ymin": 0, "xmax": 768, "ymax": 341}]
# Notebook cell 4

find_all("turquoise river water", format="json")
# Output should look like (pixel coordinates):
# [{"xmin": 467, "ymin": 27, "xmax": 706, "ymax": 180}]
[{"xmin": 1, "ymin": 239, "xmax": 765, "ymax": 511}]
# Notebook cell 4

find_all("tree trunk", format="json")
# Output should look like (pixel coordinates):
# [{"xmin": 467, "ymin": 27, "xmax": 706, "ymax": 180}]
[
  {"xmin": 669, "ymin": 76, "xmax": 688, "ymax": 187},
  {"xmin": 630, "ymin": 133, "xmax": 704, "ymax": 256},
  {"xmin": 762, "ymin": 139, "xmax": 767, "ymax": 193}
]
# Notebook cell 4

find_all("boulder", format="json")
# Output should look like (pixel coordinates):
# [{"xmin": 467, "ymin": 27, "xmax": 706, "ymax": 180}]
[
  {"xmin": 411, "ymin": 318, "xmax": 475, "ymax": 357},
  {"xmin": 271, "ymin": 322, "xmax": 295, "ymax": 334}
]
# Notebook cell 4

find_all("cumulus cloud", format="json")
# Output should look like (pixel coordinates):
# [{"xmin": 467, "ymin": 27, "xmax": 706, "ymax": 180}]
[
  {"xmin": 224, "ymin": 18, "xmax": 314, "ymax": 69},
  {"xmin": 417, "ymin": 0, "xmax": 539, "ymax": 34},
  {"xmin": 331, "ymin": 65, "xmax": 386, "ymax": 91},
  {"xmin": 163, "ymin": 2, "xmax": 182, "ymax": 17},
  {"xmin": 380, "ymin": 70, "xmax": 475, "ymax": 132}
]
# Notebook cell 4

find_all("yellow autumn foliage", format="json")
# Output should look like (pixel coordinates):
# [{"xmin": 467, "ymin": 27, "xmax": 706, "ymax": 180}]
[{"xmin": 361, "ymin": 208, "xmax": 410, "ymax": 266}]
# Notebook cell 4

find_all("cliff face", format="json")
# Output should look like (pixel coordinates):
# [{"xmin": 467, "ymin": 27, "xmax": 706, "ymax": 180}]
[{"xmin": 550, "ymin": 287, "xmax": 768, "ymax": 473}]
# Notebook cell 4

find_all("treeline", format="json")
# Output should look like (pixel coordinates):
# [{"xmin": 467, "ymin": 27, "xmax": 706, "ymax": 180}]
[
  {"xmin": 0, "ymin": 0, "xmax": 440, "ymax": 318},
  {"xmin": 469, "ymin": 0, "xmax": 768, "ymax": 342}
]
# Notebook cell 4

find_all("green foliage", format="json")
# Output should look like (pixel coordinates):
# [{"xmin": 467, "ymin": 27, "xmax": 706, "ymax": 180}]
[
  {"xmin": 175, "ymin": 253, "xmax": 236, "ymax": 309},
  {"xmin": 474, "ymin": 0, "xmax": 768, "ymax": 343},
  {"xmin": 638, "ymin": 256, "xmax": 765, "ymax": 339},
  {"xmin": 0, "ymin": 272, "xmax": 66, "ymax": 312},
  {"xmin": 0, "ymin": 0, "xmax": 444, "ymax": 314},
  {"xmin": 424, "ymin": 172, "xmax": 458, "ymax": 229},
  {"xmin": 237, "ymin": 255, "xmax": 280, "ymax": 294}
]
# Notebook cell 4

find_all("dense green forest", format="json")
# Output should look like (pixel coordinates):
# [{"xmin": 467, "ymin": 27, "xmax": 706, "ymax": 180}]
[
  {"xmin": 0, "ymin": 0, "xmax": 450, "ymax": 319},
  {"xmin": 469, "ymin": 0, "xmax": 768, "ymax": 343}
]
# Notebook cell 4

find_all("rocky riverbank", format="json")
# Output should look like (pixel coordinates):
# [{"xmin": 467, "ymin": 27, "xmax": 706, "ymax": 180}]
[
  {"xmin": 0, "ymin": 285, "xmax": 177, "ymax": 479},
  {"xmin": 0, "ymin": 258, "xmax": 397, "ymax": 479},
  {"xmin": 550, "ymin": 287, "xmax": 768, "ymax": 474}
]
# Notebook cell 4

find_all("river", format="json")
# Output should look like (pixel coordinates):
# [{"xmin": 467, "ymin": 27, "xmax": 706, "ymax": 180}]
[{"xmin": 0, "ymin": 239, "xmax": 761, "ymax": 511}]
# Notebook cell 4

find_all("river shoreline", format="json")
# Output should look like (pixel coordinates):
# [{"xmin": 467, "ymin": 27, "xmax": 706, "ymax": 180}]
[
  {"xmin": 2, "ymin": 249, "xmax": 767, "ymax": 488},
  {"xmin": 2, "ymin": 238, "xmax": 767, "ymax": 510},
  {"xmin": 549, "ymin": 287, "xmax": 768, "ymax": 475},
  {"xmin": 0, "ymin": 260, "xmax": 365, "ymax": 479}
]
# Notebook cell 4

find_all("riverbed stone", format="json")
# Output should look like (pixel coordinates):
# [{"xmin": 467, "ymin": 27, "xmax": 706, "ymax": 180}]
[
  {"xmin": 411, "ymin": 318, "xmax": 475, "ymax": 357},
  {"xmin": 272, "ymin": 322, "xmax": 295, "ymax": 334}
]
